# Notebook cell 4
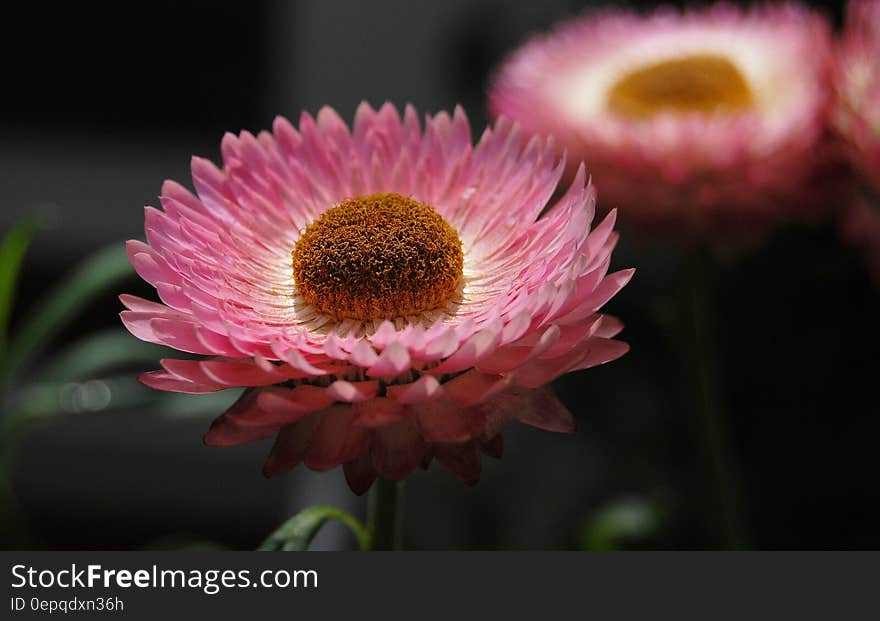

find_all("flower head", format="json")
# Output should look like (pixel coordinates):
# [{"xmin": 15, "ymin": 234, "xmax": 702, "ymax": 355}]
[
  {"xmin": 121, "ymin": 103, "xmax": 632, "ymax": 493},
  {"xmin": 489, "ymin": 4, "xmax": 833, "ymax": 237},
  {"xmin": 834, "ymin": 1, "xmax": 880, "ymax": 284},
  {"xmin": 833, "ymin": 0, "xmax": 880, "ymax": 193}
]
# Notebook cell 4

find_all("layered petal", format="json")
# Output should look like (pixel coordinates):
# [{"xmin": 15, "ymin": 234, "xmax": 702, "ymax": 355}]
[
  {"xmin": 123, "ymin": 103, "xmax": 631, "ymax": 492},
  {"xmin": 489, "ymin": 4, "xmax": 834, "ymax": 238}
]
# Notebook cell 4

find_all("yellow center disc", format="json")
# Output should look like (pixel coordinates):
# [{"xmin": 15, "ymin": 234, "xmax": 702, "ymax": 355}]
[
  {"xmin": 607, "ymin": 54, "xmax": 754, "ymax": 119},
  {"xmin": 292, "ymin": 193, "xmax": 464, "ymax": 321}
]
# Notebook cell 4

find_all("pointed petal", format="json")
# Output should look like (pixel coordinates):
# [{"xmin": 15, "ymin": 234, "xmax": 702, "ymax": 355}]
[
  {"xmin": 370, "ymin": 418, "xmax": 428, "ymax": 479},
  {"xmin": 344, "ymin": 451, "xmax": 377, "ymax": 495},
  {"xmin": 262, "ymin": 414, "xmax": 322, "ymax": 477},
  {"xmin": 516, "ymin": 387, "xmax": 575, "ymax": 433},
  {"xmin": 352, "ymin": 397, "xmax": 407, "ymax": 428},
  {"xmin": 434, "ymin": 442, "xmax": 481, "ymax": 485}
]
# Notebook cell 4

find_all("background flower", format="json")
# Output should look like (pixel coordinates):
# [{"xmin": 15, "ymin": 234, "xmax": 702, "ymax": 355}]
[
  {"xmin": 489, "ymin": 3, "xmax": 834, "ymax": 238},
  {"xmin": 833, "ymin": 0, "xmax": 880, "ymax": 193},
  {"xmin": 833, "ymin": 1, "xmax": 880, "ymax": 283},
  {"xmin": 121, "ymin": 104, "xmax": 632, "ymax": 493}
]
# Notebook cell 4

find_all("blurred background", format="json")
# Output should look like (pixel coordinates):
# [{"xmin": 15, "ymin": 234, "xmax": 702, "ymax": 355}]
[{"xmin": 2, "ymin": 0, "xmax": 877, "ymax": 551}]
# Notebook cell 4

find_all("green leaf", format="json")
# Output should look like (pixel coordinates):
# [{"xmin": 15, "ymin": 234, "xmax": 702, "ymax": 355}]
[
  {"xmin": 0, "ymin": 242, "xmax": 133, "ymax": 388},
  {"xmin": 156, "ymin": 389, "xmax": 242, "ymax": 419},
  {"xmin": 7, "ymin": 375, "xmax": 157, "ymax": 424},
  {"xmin": 37, "ymin": 328, "xmax": 171, "ymax": 383},
  {"xmin": 0, "ymin": 219, "xmax": 38, "ymax": 355},
  {"xmin": 259, "ymin": 506, "xmax": 370, "ymax": 552},
  {"xmin": 581, "ymin": 497, "xmax": 662, "ymax": 551}
]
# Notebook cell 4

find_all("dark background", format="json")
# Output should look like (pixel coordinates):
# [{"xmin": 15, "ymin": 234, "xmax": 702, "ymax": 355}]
[{"xmin": 3, "ymin": 0, "xmax": 877, "ymax": 550}]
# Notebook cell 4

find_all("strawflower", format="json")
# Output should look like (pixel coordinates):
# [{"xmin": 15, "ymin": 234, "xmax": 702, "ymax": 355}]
[
  {"xmin": 489, "ymin": 3, "xmax": 833, "ymax": 238},
  {"xmin": 121, "ymin": 103, "xmax": 632, "ymax": 493}
]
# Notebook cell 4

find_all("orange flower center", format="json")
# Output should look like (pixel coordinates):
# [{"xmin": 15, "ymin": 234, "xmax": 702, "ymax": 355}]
[
  {"xmin": 607, "ymin": 54, "xmax": 754, "ymax": 119},
  {"xmin": 292, "ymin": 193, "xmax": 464, "ymax": 321}
]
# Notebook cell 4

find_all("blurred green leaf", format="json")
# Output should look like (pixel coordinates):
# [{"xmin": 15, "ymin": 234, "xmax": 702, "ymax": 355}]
[
  {"xmin": 581, "ymin": 496, "xmax": 663, "ymax": 551},
  {"xmin": 157, "ymin": 389, "xmax": 242, "ymax": 419},
  {"xmin": 38, "ymin": 328, "xmax": 170, "ymax": 383},
  {"xmin": 8, "ymin": 375, "xmax": 156, "ymax": 423},
  {"xmin": 0, "ymin": 243, "xmax": 133, "ymax": 388},
  {"xmin": 0, "ymin": 219, "xmax": 38, "ymax": 356},
  {"xmin": 259, "ymin": 506, "xmax": 370, "ymax": 551}
]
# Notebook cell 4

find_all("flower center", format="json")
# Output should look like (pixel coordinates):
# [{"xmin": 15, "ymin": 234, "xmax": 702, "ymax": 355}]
[
  {"xmin": 606, "ymin": 53, "xmax": 754, "ymax": 119},
  {"xmin": 292, "ymin": 193, "xmax": 464, "ymax": 321}
]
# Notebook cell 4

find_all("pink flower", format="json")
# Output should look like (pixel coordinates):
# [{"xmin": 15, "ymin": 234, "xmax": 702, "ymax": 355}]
[
  {"xmin": 833, "ymin": 0, "xmax": 880, "ymax": 193},
  {"xmin": 489, "ymin": 3, "xmax": 833, "ymax": 238},
  {"xmin": 120, "ymin": 103, "xmax": 632, "ymax": 493},
  {"xmin": 833, "ymin": 1, "xmax": 880, "ymax": 284}
]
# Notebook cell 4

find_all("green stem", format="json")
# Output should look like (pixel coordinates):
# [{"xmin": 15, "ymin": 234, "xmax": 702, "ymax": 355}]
[
  {"xmin": 367, "ymin": 478, "xmax": 403, "ymax": 551},
  {"xmin": 258, "ymin": 506, "xmax": 370, "ymax": 551},
  {"xmin": 679, "ymin": 249, "xmax": 748, "ymax": 549}
]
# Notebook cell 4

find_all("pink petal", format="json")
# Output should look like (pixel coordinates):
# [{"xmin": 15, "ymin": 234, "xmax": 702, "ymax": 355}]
[
  {"xmin": 325, "ymin": 380, "xmax": 380, "ymax": 403},
  {"xmin": 349, "ymin": 340, "xmax": 379, "ymax": 367},
  {"xmin": 352, "ymin": 397, "xmax": 407, "ymax": 428},
  {"xmin": 385, "ymin": 374, "xmax": 443, "ymax": 404},
  {"xmin": 366, "ymin": 341, "xmax": 412, "ymax": 378},
  {"xmin": 119, "ymin": 311, "xmax": 163, "ymax": 343},
  {"xmin": 139, "ymin": 370, "xmax": 224, "ymax": 394},
  {"xmin": 570, "ymin": 338, "xmax": 631, "ymax": 370},
  {"xmin": 428, "ymin": 327, "xmax": 501, "ymax": 375},
  {"xmin": 558, "ymin": 269, "xmax": 634, "ymax": 324},
  {"xmin": 441, "ymin": 369, "xmax": 510, "ymax": 408},
  {"xmin": 126, "ymin": 240, "xmax": 179, "ymax": 287},
  {"xmin": 199, "ymin": 359, "xmax": 286, "ymax": 386},
  {"xmin": 516, "ymin": 387, "xmax": 575, "ymax": 433},
  {"xmin": 369, "ymin": 321, "xmax": 399, "ymax": 349},
  {"xmin": 119, "ymin": 294, "xmax": 182, "ymax": 315},
  {"xmin": 257, "ymin": 385, "xmax": 336, "ymax": 419},
  {"xmin": 594, "ymin": 314, "xmax": 625, "ymax": 339},
  {"xmin": 150, "ymin": 318, "xmax": 222, "ymax": 355},
  {"xmin": 270, "ymin": 340, "xmax": 330, "ymax": 376}
]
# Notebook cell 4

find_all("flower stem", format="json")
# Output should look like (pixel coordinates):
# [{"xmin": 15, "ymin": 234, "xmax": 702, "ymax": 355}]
[
  {"xmin": 367, "ymin": 478, "xmax": 403, "ymax": 551},
  {"xmin": 679, "ymin": 249, "xmax": 749, "ymax": 549}
]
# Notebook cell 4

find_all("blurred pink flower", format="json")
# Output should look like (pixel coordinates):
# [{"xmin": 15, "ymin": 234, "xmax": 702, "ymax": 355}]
[
  {"xmin": 834, "ymin": 1, "xmax": 880, "ymax": 284},
  {"xmin": 834, "ymin": 0, "xmax": 880, "ymax": 192},
  {"xmin": 120, "ymin": 103, "xmax": 632, "ymax": 493},
  {"xmin": 489, "ymin": 3, "xmax": 834, "ymax": 238}
]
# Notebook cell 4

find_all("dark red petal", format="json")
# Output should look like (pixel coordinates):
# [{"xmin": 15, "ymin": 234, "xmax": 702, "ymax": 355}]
[
  {"xmin": 262, "ymin": 413, "xmax": 321, "ymax": 478},
  {"xmin": 304, "ymin": 406, "xmax": 369, "ymax": 471},
  {"xmin": 370, "ymin": 418, "xmax": 429, "ymax": 480},
  {"xmin": 203, "ymin": 416, "xmax": 278, "ymax": 447},
  {"xmin": 478, "ymin": 433, "xmax": 504, "ymax": 459},
  {"xmin": 413, "ymin": 398, "xmax": 484, "ymax": 443},
  {"xmin": 203, "ymin": 389, "xmax": 279, "ymax": 446},
  {"xmin": 433, "ymin": 442, "xmax": 481, "ymax": 486},
  {"xmin": 343, "ymin": 451, "xmax": 377, "ymax": 496}
]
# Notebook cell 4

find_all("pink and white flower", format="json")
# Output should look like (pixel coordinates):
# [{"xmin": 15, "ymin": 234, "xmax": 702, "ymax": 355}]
[
  {"xmin": 834, "ymin": 1, "xmax": 880, "ymax": 283},
  {"xmin": 489, "ymin": 3, "xmax": 833, "ymax": 237},
  {"xmin": 834, "ymin": 0, "xmax": 880, "ymax": 193},
  {"xmin": 120, "ymin": 103, "xmax": 632, "ymax": 493}
]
